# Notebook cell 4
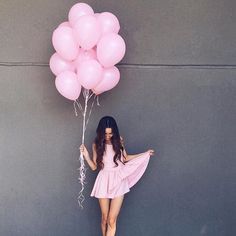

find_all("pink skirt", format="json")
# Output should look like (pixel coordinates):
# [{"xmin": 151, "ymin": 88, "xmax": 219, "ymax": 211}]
[{"xmin": 90, "ymin": 152, "xmax": 150, "ymax": 199}]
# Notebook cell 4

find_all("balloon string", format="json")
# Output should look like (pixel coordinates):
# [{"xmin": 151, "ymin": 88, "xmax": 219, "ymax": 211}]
[
  {"xmin": 76, "ymin": 100, "xmax": 83, "ymax": 111},
  {"xmin": 96, "ymin": 96, "xmax": 101, "ymax": 106},
  {"xmin": 82, "ymin": 88, "xmax": 90, "ymax": 99},
  {"xmin": 88, "ymin": 91, "xmax": 94, "ymax": 100},
  {"xmin": 73, "ymin": 101, "xmax": 78, "ymax": 117},
  {"xmin": 76, "ymin": 90, "xmax": 101, "ymax": 209},
  {"xmin": 77, "ymin": 88, "xmax": 89, "ymax": 208},
  {"xmin": 85, "ymin": 94, "xmax": 96, "ymax": 132},
  {"xmin": 77, "ymin": 153, "xmax": 87, "ymax": 209},
  {"xmin": 73, "ymin": 100, "xmax": 83, "ymax": 116}
]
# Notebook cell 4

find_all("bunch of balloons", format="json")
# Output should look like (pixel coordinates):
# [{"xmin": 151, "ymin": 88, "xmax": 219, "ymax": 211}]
[
  {"xmin": 49, "ymin": 2, "xmax": 126, "ymax": 208},
  {"xmin": 50, "ymin": 2, "xmax": 126, "ymax": 100}
]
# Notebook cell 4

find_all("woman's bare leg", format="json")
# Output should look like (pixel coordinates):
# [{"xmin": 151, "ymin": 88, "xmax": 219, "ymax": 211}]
[
  {"xmin": 106, "ymin": 195, "xmax": 124, "ymax": 236},
  {"xmin": 99, "ymin": 198, "xmax": 110, "ymax": 236}
]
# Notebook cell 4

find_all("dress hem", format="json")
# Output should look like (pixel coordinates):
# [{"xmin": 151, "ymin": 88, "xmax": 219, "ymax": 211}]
[{"xmin": 90, "ymin": 189, "xmax": 130, "ymax": 199}]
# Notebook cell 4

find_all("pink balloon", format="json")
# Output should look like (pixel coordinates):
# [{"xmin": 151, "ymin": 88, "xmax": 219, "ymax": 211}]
[
  {"xmin": 93, "ymin": 66, "xmax": 120, "ymax": 92},
  {"xmin": 77, "ymin": 59, "xmax": 103, "ymax": 89},
  {"xmin": 92, "ymin": 89, "xmax": 103, "ymax": 95},
  {"xmin": 58, "ymin": 21, "xmax": 70, "ymax": 28},
  {"xmin": 94, "ymin": 13, "xmax": 100, "ymax": 18},
  {"xmin": 97, "ymin": 33, "xmax": 126, "ymax": 67},
  {"xmin": 97, "ymin": 12, "xmax": 120, "ymax": 34},
  {"xmin": 55, "ymin": 71, "xmax": 81, "ymax": 100},
  {"xmin": 73, "ymin": 15, "xmax": 101, "ymax": 50},
  {"xmin": 50, "ymin": 53, "xmax": 75, "ymax": 75},
  {"xmin": 68, "ymin": 3, "xmax": 94, "ymax": 26},
  {"xmin": 52, "ymin": 26, "xmax": 79, "ymax": 61},
  {"xmin": 73, "ymin": 48, "xmax": 97, "ymax": 68}
]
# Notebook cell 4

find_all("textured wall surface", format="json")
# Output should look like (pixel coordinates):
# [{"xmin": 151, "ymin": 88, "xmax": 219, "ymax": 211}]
[{"xmin": 0, "ymin": 1, "xmax": 235, "ymax": 236}]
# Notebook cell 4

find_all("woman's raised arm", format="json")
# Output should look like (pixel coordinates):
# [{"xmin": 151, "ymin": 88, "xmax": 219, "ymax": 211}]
[
  {"xmin": 120, "ymin": 137, "xmax": 154, "ymax": 161},
  {"xmin": 125, "ymin": 149, "xmax": 154, "ymax": 161}
]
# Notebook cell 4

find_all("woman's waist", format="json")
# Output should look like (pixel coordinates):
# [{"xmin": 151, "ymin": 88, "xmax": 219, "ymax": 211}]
[{"xmin": 102, "ymin": 164, "xmax": 122, "ymax": 171}]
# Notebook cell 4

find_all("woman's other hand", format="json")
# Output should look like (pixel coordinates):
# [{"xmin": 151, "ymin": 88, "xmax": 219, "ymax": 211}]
[{"xmin": 147, "ymin": 149, "xmax": 155, "ymax": 156}]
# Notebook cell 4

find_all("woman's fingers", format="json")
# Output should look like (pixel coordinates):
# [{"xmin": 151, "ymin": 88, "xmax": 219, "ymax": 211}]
[
  {"xmin": 80, "ymin": 144, "xmax": 86, "ymax": 153},
  {"xmin": 80, "ymin": 144, "xmax": 86, "ymax": 149},
  {"xmin": 80, "ymin": 144, "xmax": 89, "ymax": 157},
  {"xmin": 148, "ymin": 149, "xmax": 155, "ymax": 156}
]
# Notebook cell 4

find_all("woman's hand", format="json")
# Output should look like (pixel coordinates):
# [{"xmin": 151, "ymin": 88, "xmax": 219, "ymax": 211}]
[
  {"xmin": 80, "ymin": 144, "xmax": 89, "ymax": 158},
  {"xmin": 147, "ymin": 149, "xmax": 155, "ymax": 156},
  {"xmin": 80, "ymin": 144, "xmax": 97, "ymax": 171}
]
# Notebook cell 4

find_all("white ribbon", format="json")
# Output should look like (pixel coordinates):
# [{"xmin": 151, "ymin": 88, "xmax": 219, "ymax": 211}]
[{"xmin": 75, "ymin": 89, "xmax": 98, "ymax": 209}]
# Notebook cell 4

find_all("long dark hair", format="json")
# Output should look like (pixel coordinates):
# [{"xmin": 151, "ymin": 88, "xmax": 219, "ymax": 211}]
[{"xmin": 94, "ymin": 116, "xmax": 125, "ymax": 169}]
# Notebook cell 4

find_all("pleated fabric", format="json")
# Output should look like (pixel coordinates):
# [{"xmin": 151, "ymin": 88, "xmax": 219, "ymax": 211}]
[{"xmin": 91, "ymin": 144, "xmax": 150, "ymax": 199}]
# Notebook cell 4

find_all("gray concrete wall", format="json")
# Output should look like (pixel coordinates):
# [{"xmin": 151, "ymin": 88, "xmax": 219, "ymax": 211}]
[{"xmin": 0, "ymin": 0, "xmax": 235, "ymax": 235}]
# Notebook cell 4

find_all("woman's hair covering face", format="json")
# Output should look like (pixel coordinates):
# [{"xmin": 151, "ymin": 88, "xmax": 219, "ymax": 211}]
[{"xmin": 95, "ymin": 116, "xmax": 125, "ymax": 169}]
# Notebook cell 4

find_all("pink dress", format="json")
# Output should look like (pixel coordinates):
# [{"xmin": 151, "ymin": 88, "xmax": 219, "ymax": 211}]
[{"xmin": 91, "ymin": 144, "xmax": 150, "ymax": 199}]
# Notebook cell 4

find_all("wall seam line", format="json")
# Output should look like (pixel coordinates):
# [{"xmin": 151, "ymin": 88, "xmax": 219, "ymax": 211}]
[{"xmin": 1, "ymin": 62, "xmax": 236, "ymax": 69}]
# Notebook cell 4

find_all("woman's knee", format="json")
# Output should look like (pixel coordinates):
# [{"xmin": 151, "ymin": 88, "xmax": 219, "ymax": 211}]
[
  {"xmin": 101, "ymin": 214, "xmax": 108, "ymax": 225},
  {"xmin": 107, "ymin": 216, "xmax": 117, "ymax": 228}
]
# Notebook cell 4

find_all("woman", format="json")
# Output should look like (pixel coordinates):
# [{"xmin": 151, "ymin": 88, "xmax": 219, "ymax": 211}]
[{"xmin": 80, "ymin": 116, "xmax": 154, "ymax": 236}]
